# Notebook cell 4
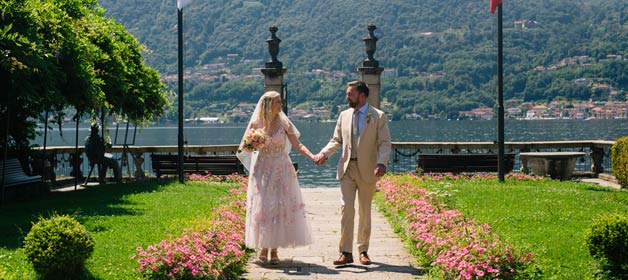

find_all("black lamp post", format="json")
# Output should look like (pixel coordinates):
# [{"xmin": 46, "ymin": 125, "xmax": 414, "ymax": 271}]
[
  {"xmin": 496, "ymin": 5, "xmax": 505, "ymax": 182},
  {"xmin": 177, "ymin": 5, "xmax": 185, "ymax": 183}
]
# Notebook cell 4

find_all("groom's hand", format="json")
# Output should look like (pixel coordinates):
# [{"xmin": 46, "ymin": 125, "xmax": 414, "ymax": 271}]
[
  {"xmin": 312, "ymin": 154, "xmax": 319, "ymax": 164},
  {"xmin": 313, "ymin": 154, "xmax": 321, "ymax": 164},
  {"xmin": 313, "ymin": 153, "xmax": 327, "ymax": 165},
  {"xmin": 374, "ymin": 164, "xmax": 386, "ymax": 177}
]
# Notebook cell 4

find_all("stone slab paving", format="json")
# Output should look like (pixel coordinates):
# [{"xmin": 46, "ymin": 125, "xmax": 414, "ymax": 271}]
[
  {"xmin": 579, "ymin": 178, "xmax": 622, "ymax": 189},
  {"xmin": 242, "ymin": 188, "xmax": 424, "ymax": 280}
]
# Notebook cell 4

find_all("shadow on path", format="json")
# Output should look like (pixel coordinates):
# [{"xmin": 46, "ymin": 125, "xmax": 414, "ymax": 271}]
[
  {"xmin": 253, "ymin": 260, "xmax": 341, "ymax": 276},
  {"xmin": 334, "ymin": 261, "xmax": 424, "ymax": 276}
]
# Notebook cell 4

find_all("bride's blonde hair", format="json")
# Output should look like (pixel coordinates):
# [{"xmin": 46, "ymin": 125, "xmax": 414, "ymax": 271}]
[
  {"xmin": 238, "ymin": 90, "xmax": 297, "ymax": 172},
  {"xmin": 257, "ymin": 91, "xmax": 281, "ymax": 129}
]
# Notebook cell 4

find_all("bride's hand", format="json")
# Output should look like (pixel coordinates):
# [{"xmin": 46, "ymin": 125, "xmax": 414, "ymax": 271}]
[{"xmin": 312, "ymin": 153, "xmax": 326, "ymax": 165}]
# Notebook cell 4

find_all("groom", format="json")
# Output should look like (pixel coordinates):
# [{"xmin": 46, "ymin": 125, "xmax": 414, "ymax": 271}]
[{"xmin": 314, "ymin": 80, "xmax": 391, "ymax": 265}]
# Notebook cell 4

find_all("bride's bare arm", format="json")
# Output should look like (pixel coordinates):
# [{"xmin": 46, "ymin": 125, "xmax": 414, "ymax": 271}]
[{"xmin": 287, "ymin": 132, "xmax": 315, "ymax": 161}]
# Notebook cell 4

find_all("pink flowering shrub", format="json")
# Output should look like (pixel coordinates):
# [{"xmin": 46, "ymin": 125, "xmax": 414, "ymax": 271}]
[
  {"xmin": 188, "ymin": 173, "xmax": 247, "ymax": 184},
  {"xmin": 416, "ymin": 172, "xmax": 546, "ymax": 182},
  {"xmin": 377, "ymin": 175, "xmax": 537, "ymax": 279},
  {"xmin": 134, "ymin": 176, "xmax": 248, "ymax": 279},
  {"xmin": 161, "ymin": 173, "xmax": 246, "ymax": 182}
]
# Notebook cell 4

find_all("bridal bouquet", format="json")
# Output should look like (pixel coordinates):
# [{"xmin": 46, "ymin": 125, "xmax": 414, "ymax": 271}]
[{"xmin": 242, "ymin": 128, "xmax": 267, "ymax": 152}]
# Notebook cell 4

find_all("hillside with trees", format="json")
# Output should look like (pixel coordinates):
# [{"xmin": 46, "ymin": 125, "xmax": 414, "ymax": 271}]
[{"xmin": 98, "ymin": 0, "xmax": 628, "ymax": 120}]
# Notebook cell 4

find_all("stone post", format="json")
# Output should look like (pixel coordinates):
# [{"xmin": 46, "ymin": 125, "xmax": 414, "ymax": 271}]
[
  {"xmin": 69, "ymin": 153, "xmax": 83, "ymax": 178},
  {"xmin": 519, "ymin": 147, "xmax": 530, "ymax": 174},
  {"xmin": 358, "ymin": 24, "xmax": 384, "ymax": 109},
  {"xmin": 590, "ymin": 147, "xmax": 605, "ymax": 175},
  {"xmin": 132, "ymin": 151, "xmax": 145, "ymax": 179},
  {"xmin": 260, "ymin": 26, "xmax": 288, "ymax": 113}
]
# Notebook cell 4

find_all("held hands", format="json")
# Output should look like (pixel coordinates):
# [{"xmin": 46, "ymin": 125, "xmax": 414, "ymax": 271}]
[
  {"xmin": 374, "ymin": 164, "xmax": 386, "ymax": 177},
  {"xmin": 312, "ymin": 153, "xmax": 327, "ymax": 165},
  {"xmin": 312, "ymin": 153, "xmax": 385, "ymax": 176}
]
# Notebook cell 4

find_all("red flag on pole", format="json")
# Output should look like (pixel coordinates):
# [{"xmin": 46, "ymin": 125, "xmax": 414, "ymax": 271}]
[{"xmin": 490, "ymin": 0, "xmax": 502, "ymax": 14}]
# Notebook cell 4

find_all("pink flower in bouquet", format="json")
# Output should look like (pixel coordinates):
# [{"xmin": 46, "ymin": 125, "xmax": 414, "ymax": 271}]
[{"xmin": 242, "ymin": 128, "xmax": 267, "ymax": 152}]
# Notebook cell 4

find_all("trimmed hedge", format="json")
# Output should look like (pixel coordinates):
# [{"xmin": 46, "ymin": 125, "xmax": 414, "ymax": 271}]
[
  {"xmin": 23, "ymin": 214, "xmax": 94, "ymax": 278},
  {"xmin": 611, "ymin": 136, "xmax": 628, "ymax": 188},
  {"xmin": 585, "ymin": 214, "xmax": 628, "ymax": 278}
]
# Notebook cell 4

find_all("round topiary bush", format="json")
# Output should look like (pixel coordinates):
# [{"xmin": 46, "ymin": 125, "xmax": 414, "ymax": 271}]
[
  {"xmin": 23, "ymin": 214, "xmax": 94, "ymax": 278},
  {"xmin": 585, "ymin": 214, "xmax": 628, "ymax": 273},
  {"xmin": 611, "ymin": 136, "xmax": 628, "ymax": 188}
]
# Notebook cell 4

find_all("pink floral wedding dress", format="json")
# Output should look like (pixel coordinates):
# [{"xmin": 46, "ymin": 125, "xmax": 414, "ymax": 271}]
[{"xmin": 245, "ymin": 126, "xmax": 312, "ymax": 249}]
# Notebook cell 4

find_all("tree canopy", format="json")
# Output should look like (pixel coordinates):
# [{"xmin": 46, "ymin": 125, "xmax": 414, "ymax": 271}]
[{"xmin": 1, "ymin": 0, "xmax": 168, "ymax": 156}]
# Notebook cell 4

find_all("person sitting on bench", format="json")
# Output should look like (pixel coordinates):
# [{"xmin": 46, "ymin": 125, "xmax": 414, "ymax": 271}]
[{"xmin": 85, "ymin": 124, "xmax": 122, "ymax": 184}]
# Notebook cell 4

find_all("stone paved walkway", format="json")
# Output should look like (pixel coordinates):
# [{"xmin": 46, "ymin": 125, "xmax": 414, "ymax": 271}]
[
  {"xmin": 242, "ymin": 188, "xmax": 424, "ymax": 280},
  {"xmin": 579, "ymin": 178, "xmax": 622, "ymax": 189}
]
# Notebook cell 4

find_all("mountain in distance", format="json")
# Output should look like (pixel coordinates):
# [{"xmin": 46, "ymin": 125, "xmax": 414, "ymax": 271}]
[{"xmin": 98, "ymin": 0, "xmax": 628, "ymax": 121}]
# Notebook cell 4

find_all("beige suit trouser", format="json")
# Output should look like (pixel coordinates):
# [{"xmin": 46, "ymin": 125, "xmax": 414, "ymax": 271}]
[{"xmin": 339, "ymin": 161, "xmax": 376, "ymax": 254}]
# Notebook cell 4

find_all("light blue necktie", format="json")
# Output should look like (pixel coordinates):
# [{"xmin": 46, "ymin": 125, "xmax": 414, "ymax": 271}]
[{"xmin": 351, "ymin": 110, "xmax": 359, "ymax": 158}]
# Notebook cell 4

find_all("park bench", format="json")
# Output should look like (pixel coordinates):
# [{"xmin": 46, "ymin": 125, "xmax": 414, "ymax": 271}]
[
  {"xmin": 417, "ymin": 153, "xmax": 515, "ymax": 174},
  {"xmin": 1, "ymin": 158, "xmax": 42, "ymax": 187},
  {"xmin": 1, "ymin": 158, "xmax": 43, "ymax": 201},
  {"xmin": 151, "ymin": 154, "xmax": 245, "ymax": 178}
]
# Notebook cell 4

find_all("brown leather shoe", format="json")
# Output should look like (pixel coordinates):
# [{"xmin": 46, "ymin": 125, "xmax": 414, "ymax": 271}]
[
  {"xmin": 333, "ymin": 252, "xmax": 354, "ymax": 265},
  {"xmin": 359, "ymin": 251, "xmax": 371, "ymax": 265}
]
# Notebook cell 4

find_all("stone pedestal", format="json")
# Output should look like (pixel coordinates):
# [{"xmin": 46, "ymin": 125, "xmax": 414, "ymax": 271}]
[
  {"xmin": 261, "ymin": 67, "xmax": 286, "ymax": 94},
  {"xmin": 590, "ymin": 147, "xmax": 605, "ymax": 175},
  {"xmin": 520, "ymin": 152, "xmax": 585, "ymax": 181},
  {"xmin": 260, "ymin": 26, "xmax": 287, "ymax": 112},
  {"xmin": 358, "ymin": 67, "xmax": 384, "ymax": 109},
  {"xmin": 358, "ymin": 24, "xmax": 384, "ymax": 109},
  {"xmin": 132, "ymin": 151, "xmax": 145, "ymax": 178},
  {"xmin": 261, "ymin": 67, "xmax": 287, "ymax": 112},
  {"xmin": 70, "ymin": 153, "xmax": 83, "ymax": 178}
]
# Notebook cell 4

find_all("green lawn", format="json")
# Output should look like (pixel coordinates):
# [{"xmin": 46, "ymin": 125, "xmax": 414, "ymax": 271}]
[
  {"xmin": 0, "ymin": 179, "xmax": 237, "ymax": 279},
  {"xmin": 387, "ymin": 175, "xmax": 628, "ymax": 279}
]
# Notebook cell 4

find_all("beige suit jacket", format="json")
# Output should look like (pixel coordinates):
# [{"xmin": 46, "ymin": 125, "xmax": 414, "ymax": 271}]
[{"xmin": 321, "ymin": 105, "xmax": 392, "ymax": 184}]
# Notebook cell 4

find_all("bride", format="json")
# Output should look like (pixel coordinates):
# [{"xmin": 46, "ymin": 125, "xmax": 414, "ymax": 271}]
[{"xmin": 237, "ymin": 91, "xmax": 314, "ymax": 264}]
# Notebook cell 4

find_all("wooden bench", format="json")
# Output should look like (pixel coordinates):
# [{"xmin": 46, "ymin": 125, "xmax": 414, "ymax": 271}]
[
  {"xmin": 151, "ymin": 154, "xmax": 245, "ymax": 178},
  {"xmin": 1, "ymin": 158, "xmax": 43, "ymax": 202},
  {"xmin": 1, "ymin": 158, "xmax": 42, "ymax": 187},
  {"xmin": 417, "ymin": 153, "xmax": 515, "ymax": 174}
]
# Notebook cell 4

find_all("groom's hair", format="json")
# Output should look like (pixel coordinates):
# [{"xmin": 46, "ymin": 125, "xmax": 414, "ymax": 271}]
[{"xmin": 347, "ymin": 80, "xmax": 369, "ymax": 97}]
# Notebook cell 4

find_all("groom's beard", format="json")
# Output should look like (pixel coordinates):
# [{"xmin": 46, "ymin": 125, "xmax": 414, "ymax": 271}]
[{"xmin": 347, "ymin": 99, "xmax": 358, "ymax": 108}]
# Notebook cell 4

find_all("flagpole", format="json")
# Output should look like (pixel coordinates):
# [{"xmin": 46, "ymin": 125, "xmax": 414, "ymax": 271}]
[
  {"xmin": 497, "ymin": 3, "xmax": 505, "ymax": 182},
  {"xmin": 177, "ymin": 6, "xmax": 184, "ymax": 183}
]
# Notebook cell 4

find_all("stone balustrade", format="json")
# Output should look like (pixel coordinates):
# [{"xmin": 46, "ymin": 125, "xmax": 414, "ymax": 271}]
[{"xmin": 34, "ymin": 140, "xmax": 614, "ymax": 183}]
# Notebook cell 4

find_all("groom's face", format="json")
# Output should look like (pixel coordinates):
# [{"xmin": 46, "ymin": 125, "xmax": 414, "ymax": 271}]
[{"xmin": 346, "ymin": 86, "xmax": 361, "ymax": 108}]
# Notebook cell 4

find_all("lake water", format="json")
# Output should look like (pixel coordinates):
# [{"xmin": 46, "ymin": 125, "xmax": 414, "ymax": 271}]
[{"xmin": 36, "ymin": 119, "xmax": 628, "ymax": 187}]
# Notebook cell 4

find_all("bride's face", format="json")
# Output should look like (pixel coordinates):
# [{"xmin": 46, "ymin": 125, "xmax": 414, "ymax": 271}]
[{"xmin": 271, "ymin": 96, "xmax": 282, "ymax": 115}]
